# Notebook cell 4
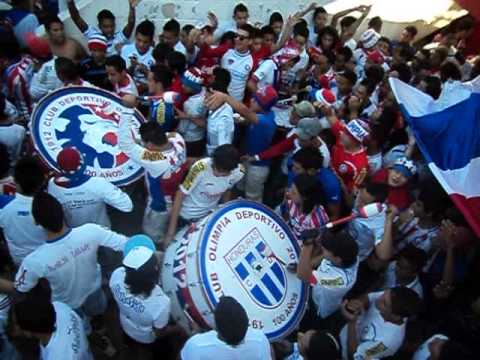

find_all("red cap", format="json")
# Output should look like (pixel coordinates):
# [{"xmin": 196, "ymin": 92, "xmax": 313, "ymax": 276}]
[
  {"xmin": 254, "ymin": 85, "xmax": 279, "ymax": 110},
  {"xmin": 57, "ymin": 148, "xmax": 83, "ymax": 174},
  {"xmin": 367, "ymin": 49, "xmax": 385, "ymax": 65},
  {"xmin": 25, "ymin": 32, "xmax": 51, "ymax": 59}
]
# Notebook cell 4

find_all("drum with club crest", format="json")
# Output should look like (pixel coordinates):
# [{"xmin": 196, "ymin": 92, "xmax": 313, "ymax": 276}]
[{"xmin": 161, "ymin": 200, "xmax": 308, "ymax": 341}]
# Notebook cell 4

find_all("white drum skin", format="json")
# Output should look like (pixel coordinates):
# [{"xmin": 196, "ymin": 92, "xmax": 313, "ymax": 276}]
[{"xmin": 161, "ymin": 200, "xmax": 308, "ymax": 341}]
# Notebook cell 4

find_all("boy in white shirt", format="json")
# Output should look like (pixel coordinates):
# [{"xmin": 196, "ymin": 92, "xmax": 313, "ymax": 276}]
[
  {"xmin": 340, "ymin": 287, "xmax": 421, "ymax": 359},
  {"xmin": 47, "ymin": 147, "xmax": 133, "ymax": 228},
  {"xmin": 121, "ymin": 20, "xmax": 155, "ymax": 90},
  {"xmin": 106, "ymin": 55, "xmax": 138, "ymax": 100},
  {"xmin": 281, "ymin": 329, "xmax": 340, "ymax": 360},
  {"xmin": 181, "ymin": 296, "xmax": 272, "ymax": 360},
  {"xmin": 165, "ymin": 144, "xmax": 244, "ymax": 246},
  {"xmin": 0, "ymin": 95, "xmax": 25, "ymax": 166}
]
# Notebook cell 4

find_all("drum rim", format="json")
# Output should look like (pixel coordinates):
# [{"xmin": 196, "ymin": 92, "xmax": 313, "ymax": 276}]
[
  {"xmin": 197, "ymin": 199, "xmax": 309, "ymax": 340},
  {"xmin": 30, "ymin": 86, "xmax": 146, "ymax": 186}
]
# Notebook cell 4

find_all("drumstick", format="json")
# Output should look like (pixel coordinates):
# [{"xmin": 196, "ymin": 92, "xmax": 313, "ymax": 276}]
[
  {"xmin": 258, "ymin": 243, "xmax": 288, "ymax": 266},
  {"xmin": 323, "ymin": 203, "xmax": 385, "ymax": 230},
  {"xmin": 276, "ymin": 86, "xmax": 313, "ymax": 106}
]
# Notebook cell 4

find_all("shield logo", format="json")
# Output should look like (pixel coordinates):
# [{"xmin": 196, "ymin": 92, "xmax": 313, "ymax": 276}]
[{"xmin": 224, "ymin": 228, "xmax": 287, "ymax": 309}]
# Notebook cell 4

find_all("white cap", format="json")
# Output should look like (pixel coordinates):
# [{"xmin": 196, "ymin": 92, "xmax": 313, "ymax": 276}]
[{"xmin": 123, "ymin": 234, "xmax": 155, "ymax": 270}]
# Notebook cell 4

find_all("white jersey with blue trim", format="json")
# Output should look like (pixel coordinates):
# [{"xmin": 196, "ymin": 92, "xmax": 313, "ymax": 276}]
[
  {"xmin": 83, "ymin": 25, "xmax": 128, "ymax": 55},
  {"xmin": 221, "ymin": 49, "xmax": 254, "ymax": 101}
]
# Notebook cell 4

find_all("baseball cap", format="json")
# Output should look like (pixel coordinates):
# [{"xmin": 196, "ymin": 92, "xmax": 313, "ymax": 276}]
[
  {"xmin": 88, "ymin": 34, "xmax": 108, "ymax": 52},
  {"xmin": 296, "ymin": 118, "xmax": 322, "ymax": 140},
  {"xmin": 254, "ymin": 85, "xmax": 278, "ymax": 111},
  {"xmin": 25, "ymin": 32, "xmax": 51, "ymax": 60},
  {"xmin": 293, "ymin": 101, "xmax": 316, "ymax": 118},
  {"xmin": 367, "ymin": 49, "xmax": 385, "ymax": 65},
  {"xmin": 345, "ymin": 119, "xmax": 370, "ymax": 143},
  {"xmin": 315, "ymin": 88, "xmax": 336, "ymax": 105},
  {"xmin": 182, "ymin": 67, "xmax": 204, "ymax": 93},
  {"xmin": 123, "ymin": 234, "xmax": 156, "ymax": 270},
  {"xmin": 392, "ymin": 157, "xmax": 417, "ymax": 178},
  {"xmin": 273, "ymin": 45, "xmax": 301, "ymax": 66},
  {"xmin": 57, "ymin": 147, "xmax": 83, "ymax": 175},
  {"xmin": 360, "ymin": 29, "xmax": 380, "ymax": 50}
]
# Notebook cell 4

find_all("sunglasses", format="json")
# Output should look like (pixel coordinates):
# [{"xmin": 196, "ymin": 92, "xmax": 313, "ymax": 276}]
[{"xmin": 234, "ymin": 34, "xmax": 248, "ymax": 41}]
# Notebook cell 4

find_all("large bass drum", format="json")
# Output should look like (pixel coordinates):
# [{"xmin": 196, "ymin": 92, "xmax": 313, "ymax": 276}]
[{"xmin": 161, "ymin": 200, "xmax": 308, "ymax": 341}]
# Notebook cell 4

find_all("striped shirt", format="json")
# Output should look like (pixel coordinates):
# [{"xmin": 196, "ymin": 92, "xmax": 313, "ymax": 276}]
[
  {"xmin": 283, "ymin": 199, "xmax": 329, "ymax": 240},
  {"xmin": 5, "ymin": 55, "xmax": 34, "ymax": 122},
  {"xmin": 83, "ymin": 26, "xmax": 128, "ymax": 55}
]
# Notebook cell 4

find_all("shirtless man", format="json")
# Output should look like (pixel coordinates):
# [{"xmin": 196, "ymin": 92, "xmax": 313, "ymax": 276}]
[{"xmin": 44, "ymin": 15, "xmax": 86, "ymax": 63}]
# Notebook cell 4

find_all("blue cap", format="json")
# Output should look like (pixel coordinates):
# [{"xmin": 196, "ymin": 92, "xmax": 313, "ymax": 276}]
[{"xmin": 123, "ymin": 234, "xmax": 156, "ymax": 270}]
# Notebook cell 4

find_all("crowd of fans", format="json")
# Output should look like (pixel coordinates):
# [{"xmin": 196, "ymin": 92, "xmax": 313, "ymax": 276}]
[{"xmin": 0, "ymin": 0, "xmax": 479, "ymax": 359}]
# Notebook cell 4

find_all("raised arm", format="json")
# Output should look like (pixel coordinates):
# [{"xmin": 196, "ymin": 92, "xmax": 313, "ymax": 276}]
[
  {"xmin": 123, "ymin": 0, "xmax": 138, "ymax": 39},
  {"xmin": 374, "ymin": 207, "xmax": 395, "ymax": 262},
  {"xmin": 350, "ymin": 5, "xmax": 372, "ymax": 36},
  {"xmin": 330, "ymin": 5, "xmax": 364, "ymax": 29},
  {"xmin": 205, "ymin": 90, "xmax": 258, "ymax": 124},
  {"xmin": 271, "ymin": 15, "xmax": 297, "ymax": 54},
  {"xmin": 67, "ymin": 0, "xmax": 88, "ymax": 33},
  {"xmin": 293, "ymin": 2, "xmax": 318, "ymax": 20}
]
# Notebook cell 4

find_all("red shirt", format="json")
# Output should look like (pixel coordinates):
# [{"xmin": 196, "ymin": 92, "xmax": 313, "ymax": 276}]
[
  {"xmin": 169, "ymin": 75, "xmax": 189, "ymax": 107},
  {"xmin": 372, "ymin": 169, "xmax": 412, "ymax": 211},
  {"xmin": 251, "ymin": 45, "xmax": 272, "ymax": 72},
  {"xmin": 331, "ymin": 121, "xmax": 369, "ymax": 191}
]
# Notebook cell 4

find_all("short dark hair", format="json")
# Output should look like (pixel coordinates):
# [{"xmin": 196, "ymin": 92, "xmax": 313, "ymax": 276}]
[
  {"xmin": 365, "ymin": 65, "xmax": 385, "ymax": 86},
  {"xmin": 166, "ymin": 51, "xmax": 186, "ymax": 75},
  {"xmin": 293, "ymin": 174, "xmax": 324, "ymax": 215},
  {"xmin": 251, "ymin": 27, "xmax": 263, "ymax": 40},
  {"xmin": 32, "ymin": 192, "xmax": 64, "ymax": 232},
  {"xmin": 212, "ymin": 144, "xmax": 240, "ymax": 172},
  {"xmin": 14, "ymin": 296, "xmax": 56, "ymax": 334},
  {"xmin": 233, "ymin": 3, "xmax": 248, "ymax": 16},
  {"xmin": 321, "ymin": 229, "xmax": 358, "ymax": 268},
  {"xmin": 395, "ymin": 43, "xmax": 414, "ymax": 62},
  {"xmin": 390, "ymin": 63, "xmax": 412, "ymax": 83},
  {"xmin": 97, "ymin": 9, "xmax": 115, "ymax": 23},
  {"xmin": 0, "ymin": 143, "xmax": 11, "ymax": 178},
  {"xmin": 336, "ymin": 46, "xmax": 353, "ymax": 61},
  {"xmin": 105, "ymin": 55, "xmax": 127, "ymax": 72},
  {"xmin": 124, "ymin": 255, "xmax": 159, "ymax": 297},
  {"xmin": 390, "ymin": 286, "xmax": 421, "ymax": 318},
  {"xmin": 238, "ymin": 24, "xmax": 254, "ymax": 38},
  {"xmin": 398, "ymin": 245, "xmax": 427, "ymax": 273},
  {"xmin": 163, "ymin": 19, "xmax": 180, "ymax": 36},
  {"xmin": 139, "ymin": 122, "xmax": 168, "ymax": 146},
  {"xmin": 220, "ymin": 31, "xmax": 237, "ymax": 45},
  {"xmin": 292, "ymin": 147, "xmax": 324, "ymax": 171},
  {"xmin": 269, "ymin": 12, "xmax": 283, "ymax": 25},
  {"xmin": 417, "ymin": 181, "xmax": 448, "ymax": 219},
  {"xmin": 293, "ymin": 22, "xmax": 309, "ymax": 40},
  {"xmin": 136, "ymin": 19, "xmax": 155, "ymax": 40},
  {"xmin": 363, "ymin": 181, "xmax": 388, "ymax": 203},
  {"xmin": 313, "ymin": 7, "xmax": 327, "ymax": 18},
  {"xmin": 182, "ymin": 24, "xmax": 195, "ymax": 35},
  {"xmin": 261, "ymin": 25, "xmax": 275, "ymax": 37},
  {"xmin": 55, "ymin": 57, "xmax": 79, "ymax": 82},
  {"xmin": 368, "ymin": 16, "xmax": 383, "ymax": 31},
  {"xmin": 339, "ymin": 69, "xmax": 357, "ymax": 86},
  {"xmin": 358, "ymin": 78, "xmax": 376, "ymax": 95},
  {"xmin": 378, "ymin": 36, "xmax": 391, "ymax": 47},
  {"xmin": 44, "ymin": 15, "xmax": 63, "ymax": 31},
  {"xmin": 440, "ymin": 61, "xmax": 462, "ymax": 82},
  {"xmin": 211, "ymin": 68, "xmax": 231, "ymax": 93},
  {"xmin": 153, "ymin": 43, "xmax": 173, "ymax": 63},
  {"xmin": 14, "ymin": 157, "xmax": 44, "ymax": 195},
  {"xmin": 214, "ymin": 296, "xmax": 248, "ymax": 346},
  {"xmin": 150, "ymin": 64, "xmax": 173, "ymax": 89},
  {"xmin": 317, "ymin": 26, "xmax": 339, "ymax": 48},
  {"xmin": 305, "ymin": 330, "xmax": 340, "ymax": 359},
  {"xmin": 340, "ymin": 16, "xmax": 357, "ymax": 29},
  {"xmin": 405, "ymin": 25, "xmax": 418, "ymax": 38},
  {"xmin": 0, "ymin": 38, "xmax": 20, "ymax": 61}
]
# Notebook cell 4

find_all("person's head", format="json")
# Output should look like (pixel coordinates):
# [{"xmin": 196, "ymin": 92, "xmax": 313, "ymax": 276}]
[
  {"xmin": 233, "ymin": 3, "xmax": 249, "ymax": 27},
  {"xmin": 290, "ymin": 101, "xmax": 315, "ymax": 126},
  {"xmin": 395, "ymin": 245, "xmax": 427, "ymax": 283},
  {"xmin": 0, "ymin": 38, "xmax": 21, "ymax": 71},
  {"xmin": 44, "ymin": 15, "xmax": 65, "ymax": 44},
  {"xmin": 181, "ymin": 67, "xmax": 204, "ymax": 95},
  {"xmin": 252, "ymin": 85, "xmax": 278, "ymax": 113},
  {"xmin": 13, "ymin": 295, "xmax": 56, "ymax": 339},
  {"xmin": 212, "ymin": 144, "xmax": 240, "ymax": 176},
  {"xmin": 292, "ymin": 23, "xmax": 309, "ymax": 51},
  {"xmin": 234, "ymin": 24, "xmax": 253, "ymax": 53},
  {"xmin": 54, "ymin": 57, "xmax": 80, "ymax": 84},
  {"xmin": 339, "ymin": 118, "xmax": 370, "ymax": 150},
  {"xmin": 354, "ymin": 79, "xmax": 375, "ymax": 103},
  {"xmin": 152, "ymin": 42, "xmax": 173, "ymax": 65},
  {"xmin": 148, "ymin": 64, "xmax": 173, "ymax": 94},
  {"xmin": 87, "ymin": 34, "xmax": 108, "ymax": 63},
  {"xmin": 393, "ymin": 43, "xmax": 413, "ymax": 65},
  {"xmin": 313, "ymin": 7, "xmax": 328, "ymax": 30},
  {"xmin": 251, "ymin": 27, "xmax": 264, "ymax": 53},
  {"xmin": 0, "ymin": 143, "xmax": 10, "ymax": 178},
  {"xmin": 292, "ymin": 147, "xmax": 324, "ymax": 176},
  {"xmin": 139, "ymin": 122, "xmax": 168, "ymax": 149},
  {"xmin": 365, "ymin": 62, "xmax": 385, "ymax": 85},
  {"xmin": 297, "ymin": 329, "xmax": 340, "ymax": 360},
  {"xmin": 210, "ymin": 67, "xmax": 231, "ymax": 94},
  {"xmin": 134, "ymin": 20, "xmax": 155, "ymax": 54},
  {"xmin": 356, "ymin": 181, "xmax": 388, "ymax": 208},
  {"xmin": 368, "ymin": 16, "xmax": 383, "ymax": 33},
  {"xmin": 180, "ymin": 24, "xmax": 195, "ymax": 45},
  {"xmin": 14, "ymin": 157, "xmax": 44, "ymax": 195},
  {"xmin": 336, "ymin": 69, "xmax": 357, "ymax": 95},
  {"xmin": 390, "ymin": 63, "xmax": 412, "ymax": 83},
  {"xmin": 269, "ymin": 12, "xmax": 283, "ymax": 36},
  {"xmin": 296, "ymin": 118, "xmax": 322, "ymax": 148},
  {"xmin": 400, "ymin": 25, "xmax": 418, "ymax": 44},
  {"xmin": 289, "ymin": 174, "xmax": 323, "ymax": 214},
  {"xmin": 388, "ymin": 157, "xmax": 417, "ymax": 187},
  {"xmin": 376, "ymin": 287, "xmax": 421, "ymax": 323},
  {"xmin": 32, "ymin": 192, "xmax": 64, "ymax": 233},
  {"xmin": 123, "ymin": 234, "xmax": 159, "ymax": 297},
  {"xmin": 166, "ymin": 50, "xmax": 187, "ymax": 76},
  {"xmin": 334, "ymin": 46, "xmax": 353, "ymax": 71},
  {"xmin": 377, "ymin": 36, "xmax": 391, "ymax": 56},
  {"xmin": 105, "ymin": 55, "xmax": 127, "ymax": 85},
  {"xmin": 97, "ymin": 9, "xmax": 116, "ymax": 38},
  {"xmin": 162, "ymin": 19, "xmax": 181, "ymax": 48},
  {"xmin": 430, "ymin": 46, "xmax": 449, "ymax": 68},
  {"xmin": 317, "ymin": 26, "xmax": 339, "ymax": 52},
  {"xmin": 56, "ymin": 147, "xmax": 86, "ymax": 178},
  {"xmin": 261, "ymin": 25, "xmax": 276, "ymax": 48},
  {"xmin": 411, "ymin": 181, "xmax": 448, "ymax": 221},
  {"xmin": 440, "ymin": 61, "xmax": 462, "ymax": 83},
  {"xmin": 321, "ymin": 229, "xmax": 358, "ymax": 268},
  {"xmin": 214, "ymin": 296, "xmax": 248, "ymax": 345},
  {"xmin": 340, "ymin": 16, "xmax": 357, "ymax": 38}
]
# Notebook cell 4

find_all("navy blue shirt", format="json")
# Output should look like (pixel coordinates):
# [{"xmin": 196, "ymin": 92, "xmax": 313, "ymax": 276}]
[{"xmin": 247, "ymin": 110, "xmax": 277, "ymax": 166}]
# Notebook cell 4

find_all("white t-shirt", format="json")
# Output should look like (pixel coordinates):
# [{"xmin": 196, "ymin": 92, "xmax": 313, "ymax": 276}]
[
  {"xmin": 221, "ymin": 49, "xmax": 253, "ymax": 101},
  {"xmin": 48, "ymin": 176, "xmax": 133, "ymax": 228},
  {"xmin": 113, "ymin": 73, "xmax": 138, "ymax": 97},
  {"xmin": 120, "ymin": 44, "xmax": 155, "ymax": 84},
  {"xmin": 15, "ymin": 224, "xmax": 127, "ymax": 309},
  {"xmin": 340, "ymin": 291, "xmax": 406, "ymax": 360},
  {"xmin": 180, "ymin": 158, "xmax": 244, "ymax": 220},
  {"xmin": 311, "ymin": 258, "xmax": 359, "ymax": 318},
  {"xmin": 412, "ymin": 335, "xmax": 449, "ymax": 360},
  {"xmin": 0, "ymin": 123, "xmax": 25, "ymax": 166},
  {"xmin": 181, "ymin": 328, "xmax": 271, "ymax": 360},
  {"xmin": 348, "ymin": 207, "xmax": 387, "ymax": 261},
  {"xmin": 30, "ymin": 57, "xmax": 62, "ymax": 102},
  {"xmin": 40, "ymin": 302, "xmax": 93, "ymax": 360},
  {"xmin": 206, "ymin": 102, "xmax": 234, "ymax": 156},
  {"xmin": 382, "ymin": 262, "xmax": 423, "ymax": 298},
  {"xmin": 178, "ymin": 89, "xmax": 207, "ymax": 142},
  {"xmin": 83, "ymin": 26, "xmax": 128, "ymax": 56},
  {"xmin": 109, "ymin": 267, "xmax": 170, "ymax": 344},
  {"xmin": 0, "ymin": 193, "xmax": 46, "ymax": 265},
  {"xmin": 253, "ymin": 59, "xmax": 278, "ymax": 88}
]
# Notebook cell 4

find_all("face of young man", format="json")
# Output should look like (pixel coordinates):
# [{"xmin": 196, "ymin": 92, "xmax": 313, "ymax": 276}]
[
  {"xmin": 91, "ymin": 49, "xmax": 107, "ymax": 64},
  {"xmin": 162, "ymin": 30, "xmax": 178, "ymax": 48},
  {"xmin": 234, "ymin": 11, "xmax": 249, "ymax": 27},
  {"xmin": 271, "ymin": 21, "xmax": 283, "ymax": 35},
  {"xmin": 99, "ymin": 18, "xmax": 115, "ymax": 38},
  {"xmin": 234, "ymin": 30, "xmax": 252, "ymax": 53},
  {"xmin": 106, "ymin": 66, "xmax": 122, "ymax": 85},
  {"xmin": 135, "ymin": 33, "xmax": 152, "ymax": 54},
  {"xmin": 48, "ymin": 22, "xmax": 66, "ymax": 44}
]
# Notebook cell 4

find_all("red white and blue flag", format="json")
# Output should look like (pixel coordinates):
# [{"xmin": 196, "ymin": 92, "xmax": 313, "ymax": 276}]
[{"xmin": 389, "ymin": 77, "xmax": 480, "ymax": 237}]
